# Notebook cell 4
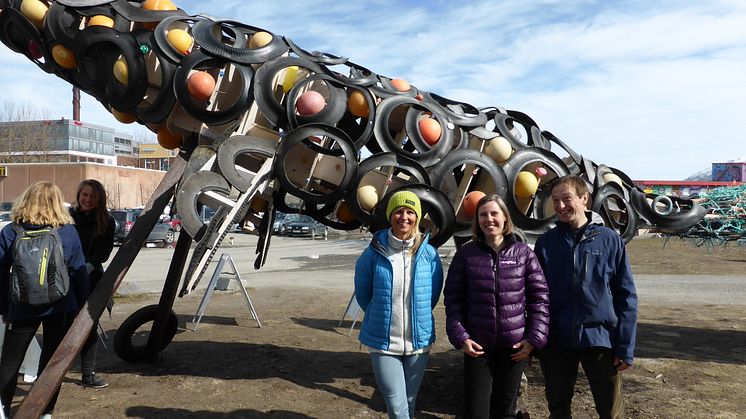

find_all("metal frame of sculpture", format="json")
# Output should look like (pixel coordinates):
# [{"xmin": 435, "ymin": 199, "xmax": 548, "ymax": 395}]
[{"xmin": 0, "ymin": 0, "xmax": 707, "ymax": 416}]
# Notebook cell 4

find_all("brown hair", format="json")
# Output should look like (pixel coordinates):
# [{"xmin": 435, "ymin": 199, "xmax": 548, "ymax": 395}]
[
  {"xmin": 75, "ymin": 179, "xmax": 111, "ymax": 236},
  {"xmin": 471, "ymin": 194, "xmax": 514, "ymax": 242},
  {"xmin": 550, "ymin": 174, "xmax": 589, "ymax": 198},
  {"xmin": 11, "ymin": 181, "xmax": 73, "ymax": 227}
]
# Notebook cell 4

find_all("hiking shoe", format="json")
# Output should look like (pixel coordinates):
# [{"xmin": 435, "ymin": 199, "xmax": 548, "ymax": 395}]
[{"xmin": 82, "ymin": 373, "xmax": 108, "ymax": 388}]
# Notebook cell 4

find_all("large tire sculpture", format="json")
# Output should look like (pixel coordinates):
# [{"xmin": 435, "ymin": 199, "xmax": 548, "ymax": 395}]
[{"xmin": 0, "ymin": 1, "xmax": 709, "ymax": 384}]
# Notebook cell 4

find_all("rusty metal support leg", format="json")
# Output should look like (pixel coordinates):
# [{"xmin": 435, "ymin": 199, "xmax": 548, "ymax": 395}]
[
  {"xmin": 15, "ymin": 158, "xmax": 186, "ymax": 419},
  {"xmin": 144, "ymin": 230, "xmax": 193, "ymax": 360}
]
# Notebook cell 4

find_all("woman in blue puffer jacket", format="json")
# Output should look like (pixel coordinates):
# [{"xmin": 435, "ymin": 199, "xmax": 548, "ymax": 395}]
[
  {"xmin": 355, "ymin": 190, "xmax": 443, "ymax": 419},
  {"xmin": 444, "ymin": 194, "xmax": 549, "ymax": 418}
]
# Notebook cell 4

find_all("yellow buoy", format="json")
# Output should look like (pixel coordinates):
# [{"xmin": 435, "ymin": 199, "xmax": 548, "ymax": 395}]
[
  {"xmin": 249, "ymin": 31, "xmax": 272, "ymax": 49},
  {"xmin": 281, "ymin": 66, "xmax": 299, "ymax": 93},
  {"xmin": 142, "ymin": 0, "xmax": 177, "ymax": 11},
  {"xmin": 87, "ymin": 15, "xmax": 114, "ymax": 28},
  {"xmin": 166, "ymin": 29, "xmax": 193, "ymax": 55},
  {"xmin": 20, "ymin": 0, "xmax": 48, "ymax": 29},
  {"xmin": 515, "ymin": 171, "xmax": 538, "ymax": 198},
  {"xmin": 357, "ymin": 185, "xmax": 379, "ymax": 211},
  {"xmin": 51, "ymin": 44, "xmax": 76, "ymax": 69},
  {"xmin": 483, "ymin": 136, "xmax": 512, "ymax": 163},
  {"xmin": 113, "ymin": 57, "xmax": 128, "ymax": 85}
]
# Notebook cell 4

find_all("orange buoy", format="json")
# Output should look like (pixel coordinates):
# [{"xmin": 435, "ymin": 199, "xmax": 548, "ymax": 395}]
[
  {"xmin": 296, "ymin": 91, "xmax": 326, "ymax": 116},
  {"xmin": 348, "ymin": 90, "xmax": 369, "ymax": 117},
  {"xmin": 157, "ymin": 127, "xmax": 182, "ymax": 149},
  {"xmin": 111, "ymin": 108, "xmax": 137, "ymax": 124},
  {"xmin": 463, "ymin": 190, "xmax": 486, "ymax": 218},
  {"xmin": 391, "ymin": 78, "xmax": 410, "ymax": 92},
  {"xmin": 336, "ymin": 201, "xmax": 356, "ymax": 223},
  {"xmin": 187, "ymin": 71, "xmax": 216, "ymax": 101},
  {"xmin": 418, "ymin": 118, "xmax": 441, "ymax": 145}
]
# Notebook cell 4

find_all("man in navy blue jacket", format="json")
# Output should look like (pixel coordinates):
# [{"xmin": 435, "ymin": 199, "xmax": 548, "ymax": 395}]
[{"xmin": 534, "ymin": 175, "xmax": 638, "ymax": 419}]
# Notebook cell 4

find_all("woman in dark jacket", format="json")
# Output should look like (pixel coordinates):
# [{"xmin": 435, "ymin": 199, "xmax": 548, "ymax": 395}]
[
  {"xmin": 70, "ymin": 179, "xmax": 116, "ymax": 389},
  {"xmin": 444, "ymin": 194, "xmax": 549, "ymax": 418},
  {"xmin": 0, "ymin": 181, "xmax": 88, "ymax": 418}
]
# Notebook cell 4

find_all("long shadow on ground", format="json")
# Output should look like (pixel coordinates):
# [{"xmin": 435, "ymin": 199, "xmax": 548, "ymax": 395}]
[
  {"xmin": 636, "ymin": 322, "xmax": 745, "ymax": 364},
  {"xmin": 101, "ymin": 330, "xmax": 463, "ymax": 416}
]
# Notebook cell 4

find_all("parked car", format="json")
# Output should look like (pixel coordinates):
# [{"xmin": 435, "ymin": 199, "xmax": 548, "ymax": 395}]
[
  {"xmin": 111, "ymin": 209, "xmax": 176, "ymax": 247},
  {"xmin": 0, "ymin": 211, "xmax": 11, "ymax": 231},
  {"xmin": 168, "ymin": 215, "xmax": 182, "ymax": 232},
  {"xmin": 272, "ymin": 212, "xmax": 287, "ymax": 235},
  {"xmin": 284, "ymin": 214, "xmax": 328, "ymax": 239}
]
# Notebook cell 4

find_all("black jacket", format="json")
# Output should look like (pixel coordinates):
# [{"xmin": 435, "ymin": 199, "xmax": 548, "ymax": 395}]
[{"xmin": 69, "ymin": 207, "xmax": 115, "ymax": 283}]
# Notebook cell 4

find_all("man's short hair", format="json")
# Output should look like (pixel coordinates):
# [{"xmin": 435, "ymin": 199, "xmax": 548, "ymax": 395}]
[{"xmin": 550, "ymin": 175, "xmax": 589, "ymax": 198}]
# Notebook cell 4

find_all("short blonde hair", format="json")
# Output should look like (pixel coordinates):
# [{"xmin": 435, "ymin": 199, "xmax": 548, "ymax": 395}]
[{"xmin": 11, "ymin": 181, "xmax": 73, "ymax": 227}]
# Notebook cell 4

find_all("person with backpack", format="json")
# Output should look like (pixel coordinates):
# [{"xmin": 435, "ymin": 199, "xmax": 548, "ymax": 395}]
[
  {"xmin": 70, "ymin": 179, "xmax": 115, "ymax": 389},
  {"xmin": 0, "ymin": 181, "xmax": 89, "ymax": 419}
]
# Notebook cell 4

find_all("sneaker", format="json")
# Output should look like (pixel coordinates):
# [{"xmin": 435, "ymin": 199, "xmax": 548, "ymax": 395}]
[{"xmin": 82, "ymin": 373, "xmax": 109, "ymax": 389}]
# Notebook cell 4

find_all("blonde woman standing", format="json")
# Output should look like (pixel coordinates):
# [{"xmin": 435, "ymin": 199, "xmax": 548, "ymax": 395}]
[
  {"xmin": 0, "ymin": 182, "xmax": 89, "ymax": 418},
  {"xmin": 354, "ymin": 190, "xmax": 444, "ymax": 419}
]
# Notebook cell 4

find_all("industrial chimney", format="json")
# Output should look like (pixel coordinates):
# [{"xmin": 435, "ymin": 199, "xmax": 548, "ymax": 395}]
[{"xmin": 73, "ymin": 86, "xmax": 80, "ymax": 121}]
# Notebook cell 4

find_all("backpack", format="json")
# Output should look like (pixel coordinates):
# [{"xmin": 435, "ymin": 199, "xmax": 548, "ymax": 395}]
[{"xmin": 9, "ymin": 223, "xmax": 70, "ymax": 307}]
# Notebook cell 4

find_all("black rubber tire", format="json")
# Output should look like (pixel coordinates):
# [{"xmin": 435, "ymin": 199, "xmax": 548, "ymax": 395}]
[{"xmin": 113, "ymin": 304, "xmax": 178, "ymax": 363}]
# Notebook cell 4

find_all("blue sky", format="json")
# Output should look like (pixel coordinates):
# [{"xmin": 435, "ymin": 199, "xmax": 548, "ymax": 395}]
[{"xmin": 1, "ymin": 0, "xmax": 744, "ymax": 180}]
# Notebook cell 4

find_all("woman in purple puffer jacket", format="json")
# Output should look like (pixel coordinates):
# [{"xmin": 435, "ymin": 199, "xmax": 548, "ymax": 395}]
[{"xmin": 444, "ymin": 194, "xmax": 549, "ymax": 418}]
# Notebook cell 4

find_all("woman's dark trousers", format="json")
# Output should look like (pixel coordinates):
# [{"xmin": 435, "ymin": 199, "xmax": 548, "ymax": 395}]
[{"xmin": 463, "ymin": 348, "xmax": 529, "ymax": 419}]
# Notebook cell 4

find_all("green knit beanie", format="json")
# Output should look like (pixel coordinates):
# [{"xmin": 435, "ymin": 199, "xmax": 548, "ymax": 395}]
[{"xmin": 386, "ymin": 190, "xmax": 421, "ymax": 220}]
